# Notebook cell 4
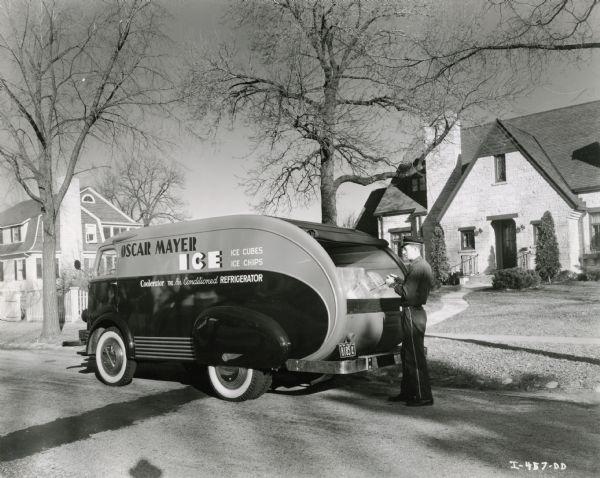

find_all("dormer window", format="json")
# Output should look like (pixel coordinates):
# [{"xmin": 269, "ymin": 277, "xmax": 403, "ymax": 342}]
[
  {"xmin": 494, "ymin": 154, "xmax": 506, "ymax": 183},
  {"xmin": 10, "ymin": 225, "xmax": 22, "ymax": 243},
  {"xmin": 82, "ymin": 194, "xmax": 95, "ymax": 204},
  {"xmin": 411, "ymin": 176, "xmax": 426, "ymax": 192}
]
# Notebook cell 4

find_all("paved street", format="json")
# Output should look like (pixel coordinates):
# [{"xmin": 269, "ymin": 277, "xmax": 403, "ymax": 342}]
[{"xmin": 0, "ymin": 347, "xmax": 598, "ymax": 478}]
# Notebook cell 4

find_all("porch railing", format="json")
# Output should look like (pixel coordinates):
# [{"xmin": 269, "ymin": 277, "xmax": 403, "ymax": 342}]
[
  {"xmin": 518, "ymin": 250, "xmax": 533, "ymax": 270},
  {"xmin": 450, "ymin": 254, "xmax": 479, "ymax": 276}
]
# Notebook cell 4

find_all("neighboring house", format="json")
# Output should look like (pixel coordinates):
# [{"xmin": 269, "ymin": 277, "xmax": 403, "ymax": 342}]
[
  {"xmin": 358, "ymin": 100, "xmax": 600, "ymax": 275},
  {"xmin": 0, "ymin": 178, "xmax": 139, "ymax": 321}
]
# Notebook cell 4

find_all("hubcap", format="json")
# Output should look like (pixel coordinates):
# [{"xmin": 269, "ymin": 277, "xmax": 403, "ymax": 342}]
[
  {"xmin": 101, "ymin": 337, "xmax": 124, "ymax": 377},
  {"xmin": 214, "ymin": 366, "xmax": 249, "ymax": 390}
]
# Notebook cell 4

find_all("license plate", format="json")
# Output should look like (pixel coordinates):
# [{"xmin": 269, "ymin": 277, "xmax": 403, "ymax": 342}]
[{"xmin": 338, "ymin": 342, "xmax": 356, "ymax": 359}]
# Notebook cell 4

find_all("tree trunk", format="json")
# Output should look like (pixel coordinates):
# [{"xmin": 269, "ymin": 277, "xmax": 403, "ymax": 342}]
[
  {"xmin": 320, "ymin": 77, "xmax": 338, "ymax": 225},
  {"xmin": 320, "ymin": 141, "xmax": 337, "ymax": 225},
  {"xmin": 40, "ymin": 211, "xmax": 61, "ymax": 340}
]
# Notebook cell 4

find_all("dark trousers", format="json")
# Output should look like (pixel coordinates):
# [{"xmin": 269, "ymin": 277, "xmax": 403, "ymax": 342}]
[{"xmin": 400, "ymin": 307, "xmax": 432, "ymax": 400}]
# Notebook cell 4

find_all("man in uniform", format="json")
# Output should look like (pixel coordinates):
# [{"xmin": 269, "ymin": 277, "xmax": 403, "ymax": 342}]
[{"xmin": 385, "ymin": 237, "xmax": 434, "ymax": 407}]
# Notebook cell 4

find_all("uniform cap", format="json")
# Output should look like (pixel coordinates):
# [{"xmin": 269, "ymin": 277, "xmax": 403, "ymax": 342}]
[{"xmin": 402, "ymin": 236, "xmax": 424, "ymax": 245}]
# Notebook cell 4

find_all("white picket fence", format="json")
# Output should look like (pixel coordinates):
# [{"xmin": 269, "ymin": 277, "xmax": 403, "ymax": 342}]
[{"xmin": 0, "ymin": 287, "xmax": 88, "ymax": 323}]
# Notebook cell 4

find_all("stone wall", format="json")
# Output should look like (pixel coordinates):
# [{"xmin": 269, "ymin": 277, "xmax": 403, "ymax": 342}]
[{"xmin": 440, "ymin": 151, "xmax": 577, "ymax": 272}]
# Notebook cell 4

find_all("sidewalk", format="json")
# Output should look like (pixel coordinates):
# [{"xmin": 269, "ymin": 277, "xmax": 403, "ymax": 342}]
[
  {"xmin": 0, "ymin": 319, "xmax": 83, "ymax": 350},
  {"xmin": 427, "ymin": 332, "xmax": 600, "ymax": 345}
]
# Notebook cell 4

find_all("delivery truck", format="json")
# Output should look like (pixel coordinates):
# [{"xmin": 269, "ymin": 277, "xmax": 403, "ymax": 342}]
[{"xmin": 79, "ymin": 215, "xmax": 407, "ymax": 401}]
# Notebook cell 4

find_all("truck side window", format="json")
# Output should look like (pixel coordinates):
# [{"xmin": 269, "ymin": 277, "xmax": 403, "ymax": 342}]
[{"xmin": 96, "ymin": 248, "xmax": 117, "ymax": 277}]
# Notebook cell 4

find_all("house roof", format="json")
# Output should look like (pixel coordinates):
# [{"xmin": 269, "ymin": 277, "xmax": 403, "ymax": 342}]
[
  {"xmin": 435, "ymin": 101, "xmax": 599, "ymax": 220},
  {"xmin": 461, "ymin": 101, "xmax": 600, "ymax": 192},
  {"xmin": 355, "ymin": 187, "xmax": 386, "ymax": 236},
  {"xmin": 0, "ymin": 200, "xmax": 41, "ymax": 258},
  {"xmin": 498, "ymin": 121, "xmax": 583, "ymax": 207},
  {"xmin": 80, "ymin": 187, "xmax": 137, "ymax": 225},
  {"xmin": 0, "ymin": 199, "xmax": 40, "ymax": 227},
  {"xmin": 374, "ymin": 182, "xmax": 427, "ymax": 216},
  {"xmin": 0, "ymin": 186, "xmax": 138, "ymax": 258}
]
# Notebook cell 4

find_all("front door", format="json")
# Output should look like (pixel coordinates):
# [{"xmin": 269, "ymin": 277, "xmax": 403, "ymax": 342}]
[{"xmin": 492, "ymin": 219, "xmax": 517, "ymax": 269}]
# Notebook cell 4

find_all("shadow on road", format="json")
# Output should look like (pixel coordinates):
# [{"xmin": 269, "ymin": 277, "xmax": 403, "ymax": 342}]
[
  {"xmin": 130, "ymin": 458, "xmax": 163, "ymax": 478},
  {"xmin": 304, "ymin": 372, "xmax": 599, "ymax": 476},
  {"xmin": 0, "ymin": 386, "xmax": 205, "ymax": 462}
]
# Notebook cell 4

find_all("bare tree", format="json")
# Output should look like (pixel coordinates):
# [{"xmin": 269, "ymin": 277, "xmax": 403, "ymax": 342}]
[
  {"xmin": 406, "ymin": 0, "xmax": 600, "ymax": 80},
  {"xmin": 185, "ymin": 0, "xmax": 521, "ymax": 224},
  {"xmin": 97, "ymin": 153, "xmax": 187, "ymax": 226},
  {"xmin": 0, "ymin": 0, "xmax": 177, "ymax": 339}
]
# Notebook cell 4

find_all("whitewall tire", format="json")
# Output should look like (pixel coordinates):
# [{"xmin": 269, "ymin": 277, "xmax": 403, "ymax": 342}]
[
  {"xmin": 94, "ymin": 327, "xmax": 136, "ymax": 386},
  {"xmin": 207, "ymin": 366, "xmax": 271, "ymax": 401}
]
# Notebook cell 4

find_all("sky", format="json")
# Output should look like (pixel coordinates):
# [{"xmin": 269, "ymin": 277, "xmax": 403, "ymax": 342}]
[{"xmin": 1, "ymin": 0, "xmax": 600, "ymax": 224}]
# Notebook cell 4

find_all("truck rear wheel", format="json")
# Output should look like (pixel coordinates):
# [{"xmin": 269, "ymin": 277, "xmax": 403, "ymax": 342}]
[
  {"xmin": 94, "ymin": 327, "xmax": 136, "ymax": 386},
  {"xmin": 207, "ymin": 366, "xmax": 271, "ymax": 401}
]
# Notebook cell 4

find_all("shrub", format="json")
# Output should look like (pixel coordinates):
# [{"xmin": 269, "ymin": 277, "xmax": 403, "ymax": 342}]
[
  {"xmin": 577, "ymin": 270, "xmax": 600, "ymax": 281},
  {"xmin": 492, "ymin": 268, "xmax": 541, "ymax": 290},
  {"xmin": 429, "ymin": 224, "xmax": 451, "ymax": 286},
  {"xmin": 444, "ymin": 271, "xmax": 461, "ymax": 286},
  {"xmin": 535, "ymin": 211, "xmax": 561, "ymax": 282},
  {"xmin": 555, "ymin": 270, "xmax": 578, "ymax": 282}
]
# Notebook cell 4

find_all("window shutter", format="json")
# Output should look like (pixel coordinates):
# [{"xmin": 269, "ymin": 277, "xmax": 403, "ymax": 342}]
[{"xmin": 22, "ymin": 260, "xmax": 26, "ymax": 280}]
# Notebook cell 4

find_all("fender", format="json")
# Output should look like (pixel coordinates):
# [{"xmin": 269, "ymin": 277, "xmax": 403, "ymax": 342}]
[
  {"xmin": 193, "ymin": 305, "xmax": 292, "ymax": 369},
  {"xmin": 87, "ymin": 313, "xmax": 135, "ymax": 359}
]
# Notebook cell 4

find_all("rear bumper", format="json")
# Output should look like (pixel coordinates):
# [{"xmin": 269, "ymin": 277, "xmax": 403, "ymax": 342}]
[{"xmin": 284, "ymin": 346, "xmax": 401, "ymax": 374}]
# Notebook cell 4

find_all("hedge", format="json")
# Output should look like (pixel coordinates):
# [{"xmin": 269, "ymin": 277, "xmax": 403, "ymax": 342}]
[{"xmin": 492, "ymin": 268, "xmax": 541, "ymax": 290}]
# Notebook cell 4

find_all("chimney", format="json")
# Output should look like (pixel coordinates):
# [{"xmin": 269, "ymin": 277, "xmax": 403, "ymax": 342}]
[
  {"xmin": 57, "ymin": 176, "xmax": 83, "ymax": 272},
  {"xmin": 425, "ymin": 122, "xmax": 461, "ymax": 212}
]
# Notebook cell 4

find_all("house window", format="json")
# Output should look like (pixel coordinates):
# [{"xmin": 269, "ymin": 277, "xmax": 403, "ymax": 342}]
[
  {"xmin": 390, "ymin": 230, "xmax": 414, "ymax": 255},
  {"xmin": 0, "ymin": 229, "xmax": 3, "ymax": 245},
  {"xmin": 102, "ymin": 226, "xmax": 129, "ymax": 241},
  {"xmin": 411, "ymin": 176, "xmax": 426, "ymax": 192},
  {"xmin": 84, "ymin": 258, "xmax": 94, "ymax": 271},
  {"xmin": 85, "ymin": 224, "xmax": 97, "ymax": 243},
  {"xmin": 34, "ymin": 258, "xmax": 59, "ymax": 278},
  {"xmin": 460, "ymin": 229, "xmax": 476, "ymax": 250},
  {"xmin": 0, "ymin": 262, "xmax": 4, "ymax": 282},
  {"xmin": 14, "ymin": 259, "xmax": 26, "ymax": 280},
  {"xmin": 532, "ymin": 221, "xmax": 542, "ymax": 246},
  {"xmin": 494, "ymin": 154, "xmax": 506, "ymax": 183},
  {"xmin": 82, "ymin": 194, "xmax": 95, "ymax": 203},
  {"xmin": 10, "ymin": 226, "xmax": 22, "ymax": 243},
  {"xmin": 591, "ymin": 213, "xmax": 600, "ymax": 251}
]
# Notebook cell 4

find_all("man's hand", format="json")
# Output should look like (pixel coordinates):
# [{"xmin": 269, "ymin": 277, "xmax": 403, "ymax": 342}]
[{"xmin": 385, "ymin": 274, "xmax": 401, "ymax": 287}]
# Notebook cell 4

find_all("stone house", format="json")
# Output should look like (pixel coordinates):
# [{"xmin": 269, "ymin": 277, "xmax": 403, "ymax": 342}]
[
  {"xmin": 357, "ymin": 101, "xmax": 600, "ymax": 276},
  {"xmin": 0, "ymin": 178, "xmax": 139, "ymax": 321}
]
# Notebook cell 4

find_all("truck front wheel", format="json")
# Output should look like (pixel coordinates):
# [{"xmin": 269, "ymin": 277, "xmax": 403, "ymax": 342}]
[
  {"xmin": 207, "ymin": 366, "xmax": 272, "ymax": 401},
  {"xmin": 94, "ymin": 327, "xmax": 136, "ymax": 386}
]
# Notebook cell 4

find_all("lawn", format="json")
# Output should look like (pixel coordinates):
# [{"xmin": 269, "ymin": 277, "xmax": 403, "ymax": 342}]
[
  {"xmin": 428, "ymin": 281, "xmax": 600, "ymax": 337},
  {"xmin": 370, "ymin": 281, "xmax": 600, "ymax": 394}
]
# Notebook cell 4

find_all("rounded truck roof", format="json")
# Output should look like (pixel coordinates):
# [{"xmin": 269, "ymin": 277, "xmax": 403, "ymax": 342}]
[{"xmin": 106, "ymin": 215, "xmax": 389, "ymax": 248}]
